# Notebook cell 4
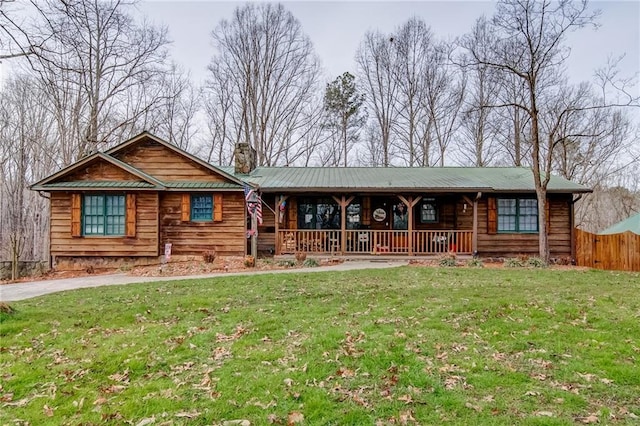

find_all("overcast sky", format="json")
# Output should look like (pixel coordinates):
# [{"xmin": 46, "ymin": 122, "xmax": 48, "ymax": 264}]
[{"xmin": 137, "ymin": 0, "xmax": 640, "ymax": 88}]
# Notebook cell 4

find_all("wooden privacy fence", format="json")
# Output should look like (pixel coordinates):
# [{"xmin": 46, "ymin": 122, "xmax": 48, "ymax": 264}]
[{"xmin": 575, "ymin": 229, "xmax": 640, "ymax": 272}]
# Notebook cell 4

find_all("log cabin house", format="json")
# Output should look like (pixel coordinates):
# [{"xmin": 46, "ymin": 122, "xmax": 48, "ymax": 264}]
[{"xmin": 31, "ymin": 132, "xmax": 591, "ymax": 269}]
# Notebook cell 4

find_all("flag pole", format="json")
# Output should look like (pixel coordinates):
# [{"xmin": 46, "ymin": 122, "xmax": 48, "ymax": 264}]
[{"xmin": 251, "ymin": 210, "xmax": 258, "ymax": 260}]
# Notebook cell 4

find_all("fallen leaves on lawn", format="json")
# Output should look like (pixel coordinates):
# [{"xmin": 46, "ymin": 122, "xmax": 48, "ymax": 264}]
[
  {"xmin": 465, "ymin": 401, "xmax": 482, "ymax": 412},
  {"xmin": 287, "ymin": 411, "xmax": 304, "ymax": 424},
  {"xmin": 341, "ymin": 331, "xmax": 365, "ymax": 357},
  {"xmin": 336, "ymin": 367, "xmax": 355, "ymax": 378},
  {"xmin": 213, "ymin": 346, "xmax": 232, "ymax": 361},
  {"xmin": 135, "ymin": 416, "xmax": 155, "ymax": 426},
  {"xmin": 108, "ymin": 370, "xmax": 130, "ymax": 383},
  {"xmin": 578, "ymin": 414, "xmax": 600, "ymax": 424},
  {"xmin": 222, "ymin": 420, "xmax": 250, "ymax": 426},
  {"xmin": 43, "ymin": 404, "xmax": 54, "ymax": 417},
  {"xmin": 443, "ymin": 375, "xmax": 472, "ymax": 390},
  {"xmin": 93, "ymin": 396, "xmax": 108, "ymax": 405},
  {"xmin": 216, "ymin": 325, "xmax": 250, "ymax": 342},
  {"xmin": 175, "ymin": 410, "xmax": 201, "ymax": 418},
  {"xmin": 397, "ymin": 394, "xmax": 413, "ymax": 404}
]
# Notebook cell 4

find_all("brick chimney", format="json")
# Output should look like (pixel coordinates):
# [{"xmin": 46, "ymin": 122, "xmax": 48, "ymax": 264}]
[{"xmin": 234, "ymin": 143, "xmax": 257, "ymax": 174}]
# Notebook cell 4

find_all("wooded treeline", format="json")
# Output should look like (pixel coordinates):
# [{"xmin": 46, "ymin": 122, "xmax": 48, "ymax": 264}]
[{"xmin": 1, "ymin": 0, "xmax": 638, "ymax": 266}]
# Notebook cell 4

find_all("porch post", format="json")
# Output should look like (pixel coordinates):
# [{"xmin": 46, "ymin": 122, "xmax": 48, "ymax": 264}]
[
  {"xmin": 274, "ymin": 195, "xmax": 289, "ymax": 256},
  {"xmin": 398, "ymin": 195, "xmax": 421, "ymax": 256},
  {"xmin": 333, "ymin": 195, "xmax": 355, "ymax": 255}
]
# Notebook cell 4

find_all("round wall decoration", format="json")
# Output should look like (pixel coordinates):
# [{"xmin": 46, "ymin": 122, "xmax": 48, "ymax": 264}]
[{"xmin": 372, "ymin": 208, "xmax": 387, "ymax": 222}]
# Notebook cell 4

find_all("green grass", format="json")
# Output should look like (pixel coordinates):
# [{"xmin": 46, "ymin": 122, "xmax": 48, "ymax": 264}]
[{"xmin": 1, "ymin": 267, "xmax": 639, "ymax": 425}]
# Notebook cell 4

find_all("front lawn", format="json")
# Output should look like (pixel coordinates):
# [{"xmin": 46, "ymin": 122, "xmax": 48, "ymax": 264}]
[{"xmin": 1, "ymin": 266, "xmax": 639, "ymax": 425}]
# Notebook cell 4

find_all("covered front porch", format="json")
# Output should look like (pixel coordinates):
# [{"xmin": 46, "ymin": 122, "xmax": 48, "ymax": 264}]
[
  {"xmin": 269, "ymin": 193, "xmax": 480, "ymax": 256},
  {"xmin": 277, "ymin": 229, "xmax": 473, "ymax": 255}
]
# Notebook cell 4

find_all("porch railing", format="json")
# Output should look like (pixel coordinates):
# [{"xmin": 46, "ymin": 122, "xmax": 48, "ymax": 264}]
[{"xmin": 277, "ymin": 229, "xmax": 473, "ymax": 255}]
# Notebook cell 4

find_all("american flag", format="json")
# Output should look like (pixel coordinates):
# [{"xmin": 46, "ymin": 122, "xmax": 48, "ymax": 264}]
[
  {"xmin": 256, "ymin": 195, "xmax": 263, "ymax": 225},
  {"xmin": 244, "ymin": 185, "xmax": 263, "ymax": 225}
]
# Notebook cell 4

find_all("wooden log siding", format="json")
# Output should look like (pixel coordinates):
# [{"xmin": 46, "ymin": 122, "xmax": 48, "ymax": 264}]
[
  {"xmin": 113, "ymin": 141, "xmax": 228, "ymax": 182},
  {"xmin": 50, "ymin": 192, "xmax": 159, "ymax": 256},
  {"xmin": 478, "ymin": 195, "xmax": 572, "ymax": 258},
  {"xmin": 160, "ymin": 192, "xmax": 245, "ymax": 257},
  {"xmin": 66, "ymin": 159, "xmax": 140, "ymax": 181}
]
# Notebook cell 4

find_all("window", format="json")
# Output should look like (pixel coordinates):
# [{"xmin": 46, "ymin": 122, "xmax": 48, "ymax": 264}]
[
  {"xmin": 297, "ymin": 198, "xmax": 341, "ymax": 229},
  {"xmin": 83, "ymin": 194, "xmax": 125, "ymax": 235},
  {"xmin": 497, "ymin": 198, "xmax": 538, "ymax": 232},
  {"xmin": 191, "ymin": 195, "xmax": 213, "ymax": 221},
  {"xmin": 346, "ymin": 201, "xmax": 361, "ymax": 230},
  {"xmin": 420, "ymin": 199, "xmax": 438, "ymax": 223},
  {"xmin": 393, "ymin": 203, "xmax": 408, "ymax": 229}
]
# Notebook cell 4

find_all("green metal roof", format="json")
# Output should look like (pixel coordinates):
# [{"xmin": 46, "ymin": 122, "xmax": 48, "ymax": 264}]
[
  {"xmin": 37, "ymin": 181, "xmax": 157, "ymax": 189},
  {"xmin": 165, "ymin": 182, "xmax": 243, "ymax": 190},
  {"xmin": 238, "ymin": 167, "xmax": 590, "ymax": 194},
  {"xmin": 599, "ymin": 213, "xmax": 640, "ymax": 235}
]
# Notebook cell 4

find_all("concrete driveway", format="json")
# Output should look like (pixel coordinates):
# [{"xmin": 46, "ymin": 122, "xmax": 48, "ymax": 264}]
[{"xmin": 0, "ymin": 260, "xmax": 406, "ymax": 302}]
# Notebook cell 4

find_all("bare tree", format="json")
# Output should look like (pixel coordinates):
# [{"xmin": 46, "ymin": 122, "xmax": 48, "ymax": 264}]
[
  {"xmin": 0, "ymin": 0, "xmax": 41, "ymax": 60},
  {"xmin": 0, "ymin": 74, "xmax": 54, "ymax": 278},
  {"xmin": 359, "ymin": 122, "xmax": 386, "ymax": 166},
  {"xmin": 391, "ymin": 18, "xmax": 432, "ymax": 167},
  {"xmin": 359, "ymin": 19, "xmax": 465, "ymax": 167},
  {"xmin": 144, "ymin": 63, "xmax": 201, "ymax": 151},
  {"xmin": 460, "ymin": 0, "xmax": 638, "ymax": 263},
  {"xmin": 206, "ymin": 3, "xmax": 321, "ymax": 166},
  {"xmin": 422, "ymin": 40, "xmax": 466, "ymax": 167},
  {"xmin": 456, "ymin": 18, "xmax": 502, "ymax": 166},
  {"xmin": 21, "ymin": 0, "xmax": 170, "ymax": 158},
  {"xmin": 356, "ymin": 30, "xmax": 399, "ymax": 167},
  {"xmin": 203, "ymin": 61, "xmax": 236, "ymax": 165},
  {"xmin": 283, "ymin": 99, "xmax": 328, "ymax": 167}
]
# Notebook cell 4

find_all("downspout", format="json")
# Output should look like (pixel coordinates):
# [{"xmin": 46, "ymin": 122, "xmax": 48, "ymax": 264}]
[{"xmin": 569, "ymin": 194, "xmax": 583, "ymax": 263}]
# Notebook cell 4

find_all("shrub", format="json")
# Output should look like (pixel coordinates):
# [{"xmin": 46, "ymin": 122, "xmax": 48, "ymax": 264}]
[
  {"xmin": 203, "ymin": 250, "xmax": 216, "ymax": 263},
  {"xmin": 303, "ymin": 258, "xmax": 319, "ymax": 268},
  {"xmin": 244, "ymin": 255, "xmax": 256, "ymax": 267},
  {"xmin": 438, "ymin": 253, "xmax": 457, "ymax": 267},
  {"xmin": 466, "ymin": 258, "xmax": 484, "ymax": 268},
  {"xmin": 295, "ymin": 251, "xmax": 307, "ymax": 263},
  {"xmin": 277, "ymin": 259, "xmax": 296, "ymax": 267},
  {"xmin": 551, "ymin": 256, "xmax": 572, "ymax": 266},
  {"xmin": 526, "ymin": 257, "xmax": 547, "ymax": 268},
  {"xmin": 504, "ymin": 258, "xmax": 524, "ymax": 268}
]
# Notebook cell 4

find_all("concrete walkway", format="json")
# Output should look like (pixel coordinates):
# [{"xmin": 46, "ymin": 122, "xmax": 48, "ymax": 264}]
[{"xmin": 0, "ymin": 260, "xmax": 407, "ymax": 302}]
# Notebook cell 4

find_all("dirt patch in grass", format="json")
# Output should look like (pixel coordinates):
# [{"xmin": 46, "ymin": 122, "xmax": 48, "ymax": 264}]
[
  {"xmin": 0, "ymin": 267, "xmax": 117, "ymax": 285},
  {"xmin": 1, "ymin": 257, "xmax": 345, "ymax": 284},
  {"xmin": 128, "ymin": 257, "xmax": 342, "ymax": 277}
]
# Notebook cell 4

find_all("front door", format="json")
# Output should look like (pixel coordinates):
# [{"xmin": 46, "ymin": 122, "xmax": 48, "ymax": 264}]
[{"xmin": 369, "ymin": 197, "xmax": 391, "ymax": 230}]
